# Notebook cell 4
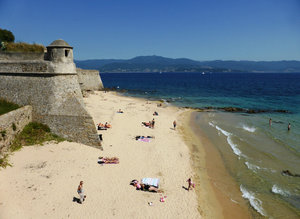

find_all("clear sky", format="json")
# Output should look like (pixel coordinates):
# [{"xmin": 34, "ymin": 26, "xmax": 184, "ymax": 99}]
[{"xmin": 0, "ymin": 0, "xmax": 300, "ymax": 61}]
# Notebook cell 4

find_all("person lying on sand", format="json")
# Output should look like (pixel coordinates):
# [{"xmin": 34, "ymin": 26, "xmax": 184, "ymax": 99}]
[
  {"xmin": 130, "ymin": 180, "xmax": 159, "ymax": 192},
  {"xmin": 135, "ymin": 136, "xmax": 154, "ymax": 140},
  {"xmin": 104, "ymin": 122, "xmax": 112, "ymax": 128},
  {"xmin": 98, "ymin": 122, "xmax": 112, "ymax": 128},
  {"xmin": 98, "ymin": 157, "xmax": 119, "ymax": 164},
  {"xmin": 97, "ymin": 123, "xmax": 107, "ymax": 130},
  {"xmin": 142, "ymin": 121, "xmax": 151, "ymax": 127},
  {"xmin": 117, "ymin": 109, "xmax": 124, "ymax": 113},
  {"xmin": 153, "ymin": 111, "xmax": 158, "ymax": 116}
]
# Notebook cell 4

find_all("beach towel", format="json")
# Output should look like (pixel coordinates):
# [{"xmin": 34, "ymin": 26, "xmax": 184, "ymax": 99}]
[
  {"xmin": 138, "ymin": 138, "xmax": 151, "ymax": 142},
  {"xmin": 141, "ymin": 178, "xmax": 160, "ymax": 188}
]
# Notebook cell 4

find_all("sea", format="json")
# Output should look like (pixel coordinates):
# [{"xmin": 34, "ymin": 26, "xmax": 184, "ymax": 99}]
[{"xmin": 101, "ymin": 72, "xmax": 300, "ymax": 218}]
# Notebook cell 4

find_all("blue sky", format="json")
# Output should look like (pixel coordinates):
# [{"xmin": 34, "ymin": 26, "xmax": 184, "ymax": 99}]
[{"xmin": 0, "ymin": 0, "xmax": 300, "ymax": 61}]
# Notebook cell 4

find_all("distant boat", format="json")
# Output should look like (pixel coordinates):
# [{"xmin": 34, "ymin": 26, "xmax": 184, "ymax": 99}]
[
  {"xmin": 159, "ymin": 71, "xmax": 162, "ymax": 74},
  {"xmin": 202, "ymin": 72, "xmax": 205, "ymax": 75}
]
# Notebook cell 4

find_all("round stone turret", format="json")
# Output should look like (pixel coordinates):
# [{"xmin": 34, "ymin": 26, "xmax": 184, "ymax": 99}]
[{"xmin": 46, "ymin": 39, "xmax": 74, "ymax": 63}]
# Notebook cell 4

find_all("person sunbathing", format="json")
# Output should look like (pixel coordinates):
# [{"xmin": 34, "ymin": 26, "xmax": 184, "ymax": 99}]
[
  {"xmin": 153, "ymin": 111, "xmax": 158, "ymax": 116},
  {"xmin": 142, "ymin": 121, "xmax": 151, "ymax": 127},
  {"xmin": 98, "ymin": 157, "xmax": 119, "ymax": 164},
  {"xmin": 135, "ymin": 136, "xmax": 154, "ymax": 140},
  {"xmin": 104, "ymin": 122, "xmax": 112, "ymax": 128},
  {"xmin": 130, "ymin": 180, "xmax": 159, "ymax": 192},
  {"xmin": 117, "ymin": 109, "xmax": 124, "ymax": 113}
]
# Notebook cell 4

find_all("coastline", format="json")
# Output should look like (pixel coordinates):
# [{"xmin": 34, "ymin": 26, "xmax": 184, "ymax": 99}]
[
  {"xmin": 0, "ymin": 91, "xmax": 200, "ymax": 218},
  {"xmin": 180, "ymin": 111, "xmax": 252, "ymax": 218}
]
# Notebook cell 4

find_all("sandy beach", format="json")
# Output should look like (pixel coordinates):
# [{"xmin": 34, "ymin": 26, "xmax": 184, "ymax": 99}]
[{"xmin": 0, "ymin": 91, "xmax": 202, "ymax": 218}]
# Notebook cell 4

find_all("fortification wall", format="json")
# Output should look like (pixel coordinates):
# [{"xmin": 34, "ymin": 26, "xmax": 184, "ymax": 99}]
[
  {"xmin": 0, "ymin": 106, "xmax": 32, "ymax": 154},
  {"xmin": 77, "ymin": 68, "xmax": 104, "ymax": 91},
  {"xmin": 0, "ymin": 52, "xmax": 44, "ymax": 61},
  {"xmin": 0, "ymin": 73, "xmax": 101, "ymax": 148},
  {"xmin": 0, "ymin": 60, "xmax": 76, "ymax": 74},
  {"xmin": 0, "ymin": 39, "xmax": 103, "ymax": 149}
]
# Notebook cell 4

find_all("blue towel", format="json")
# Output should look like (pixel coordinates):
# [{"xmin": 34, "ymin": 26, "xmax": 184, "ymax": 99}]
[{"xmin": 142, "ymin": 178, "xmax": 160, "ymax": 188}]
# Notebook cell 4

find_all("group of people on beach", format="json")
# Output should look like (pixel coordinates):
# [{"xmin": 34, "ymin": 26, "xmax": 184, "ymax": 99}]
[
  {"xmin": 142, "ymin": 118, "xmax": 155, "ymax": 128},
  {"xmin": 269, "ymin": 118, "xmax": 291, "ymax": 131},
  {"xmin": 76, "ymin": 100, "xmax": 192, "ymax": 204}
]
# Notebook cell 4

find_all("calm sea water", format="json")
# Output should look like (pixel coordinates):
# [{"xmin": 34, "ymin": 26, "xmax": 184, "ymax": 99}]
[{"xmin": 101, "ymin": 72, "xmax": 300, "ymax": 218}]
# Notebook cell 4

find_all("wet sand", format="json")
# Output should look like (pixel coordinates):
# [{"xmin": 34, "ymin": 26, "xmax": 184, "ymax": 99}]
[{"xmin": 180, "ymin": 111, "xmax": 252, "ymax": 218}]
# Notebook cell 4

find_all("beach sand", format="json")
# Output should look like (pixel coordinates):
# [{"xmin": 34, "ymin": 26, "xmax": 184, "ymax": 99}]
[{"xmin": 0, "ymin": 91, "xmax": 201, "ymax": 218}]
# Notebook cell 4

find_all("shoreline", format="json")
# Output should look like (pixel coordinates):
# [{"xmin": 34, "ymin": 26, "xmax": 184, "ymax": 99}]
[{"xmin": 180, "ymin": 111, "xmax": 252, "ymax": 218}]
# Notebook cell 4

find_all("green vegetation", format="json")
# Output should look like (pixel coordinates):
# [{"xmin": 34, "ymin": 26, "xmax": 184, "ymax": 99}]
[
  {"xmin": 0, "ymin": 99, "xmax": 20, "ymax": 116},
  {"xmin": 0, "ymin": 130, "xmax": 6, "ymax": 138},
  {"xmin": 12, "ymin": 123, "xmax": 17, "ymax": 131},
  {"xmin": 0, "ymin": 28, "xmax": 15, "ymax": 43},
  {"xmin": 4, "ymin": 42, "xmax": 45, "ymax": 53},
  {"xmin": 10, "ymin": 122, "xmax": 64, "ymax": 151},
  {"xmin": 0, "ymin": 154, "xmax": 11, "ymax": 168}
]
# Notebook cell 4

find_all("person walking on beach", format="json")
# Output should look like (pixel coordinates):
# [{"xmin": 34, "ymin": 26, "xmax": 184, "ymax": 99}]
[
  {"xmin": 288, "ymin": 123, "xmax": 291, "ymax": 131},
  {"xmin": 173, "ymin": 120, "xmax": 177, "ymax": 130},
  {"xmin": 187, "ymin": 178, "xmax": 194, "ymax": 191},
  {"xmin": 151, "ymin": 118, "xmax": 155, "ymax": 129},
  {"xmin": 77, "ymin": 181, "xmax": 86, "ymax": 204},
  {"xmin": 269, "ymin": 118, "xmax": 272, "ymax": 126}
]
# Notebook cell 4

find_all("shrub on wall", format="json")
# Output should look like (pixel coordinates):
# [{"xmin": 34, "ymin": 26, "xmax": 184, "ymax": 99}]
[
  {"xmin": 4, "ymin": 42, "xmax": 45, "ymax": 53},
  {"xmin": 0, "ymin": 99, "xmax": 20, "ymax": 116},
  {"xmin": 12, "ymin": 123, "xmax": 17, "ymax": 131},
  {"xmin": 10, "ymin": 122, "xmax": 64, "ymax": 151}
]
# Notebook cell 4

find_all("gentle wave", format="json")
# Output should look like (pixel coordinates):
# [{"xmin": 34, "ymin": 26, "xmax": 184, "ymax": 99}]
[
  {"xmin": 245, "ymin": 161, "xmax": 277, "ymax": 174},
  {"xmin": 209, "ymin": 122, "xmax": 244, "ymax": 157},
  {"xmin": 213, "ymin": 124, "xmax": 243, "ymax": 157},
  {"xmin": 271, "ymin": 185, "xmax": 290, "ymax": 197},
  {"xmin": 242, "ymin": 124, "xmax": 256, "ymax": 133},
  {"xmin": 245, "ymin": 161, "xmax": 260, "ymax": 171},
  {"xmin": 208, "ymin": 122, "xmax": 215, "ymax": 127},
  {"xmin": 240, "ymin": 185, "xmax": 267, "ymax": 217}
]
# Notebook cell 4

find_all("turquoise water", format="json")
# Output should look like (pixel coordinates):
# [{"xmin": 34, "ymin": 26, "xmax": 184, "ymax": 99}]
[{"xmin": 101, "ymin": 72, "xmax": 300, "ymax": 217}]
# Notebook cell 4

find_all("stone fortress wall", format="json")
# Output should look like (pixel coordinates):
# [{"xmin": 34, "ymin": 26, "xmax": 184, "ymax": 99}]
[
  {"xmin": 0, "ymin": 106, "xmax": 32, "ymax": 154},
  {"xmin": 77, "ymin": 68, "xmax": 104, "ymax": 92},
  {"xmin": 0, "ymin": 40, "xmax": 103, "ymax": 148}
]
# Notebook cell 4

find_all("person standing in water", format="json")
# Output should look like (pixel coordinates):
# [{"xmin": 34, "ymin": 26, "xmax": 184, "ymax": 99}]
[
  {"xmin": 288, "ymin": 123, "xmax": 291, "ymax": 131},
  {"xmin": 269, "ymin": 118, "xmax": 272, "ymax": 126}
]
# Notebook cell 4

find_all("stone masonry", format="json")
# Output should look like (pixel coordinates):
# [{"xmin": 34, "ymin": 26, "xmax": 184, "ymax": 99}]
[
  {"xmin": 0, "ymin": 106, "xmax": 32, "ymax": 154},
  {"xmin": 0, "ymin": 40, "xmax": 102, "ymax": 148}
]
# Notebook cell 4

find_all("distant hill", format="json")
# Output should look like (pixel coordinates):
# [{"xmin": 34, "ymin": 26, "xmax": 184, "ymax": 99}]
[{"xmin": 75, "ymin": 56, "xmax": 300, "ymax": 73}]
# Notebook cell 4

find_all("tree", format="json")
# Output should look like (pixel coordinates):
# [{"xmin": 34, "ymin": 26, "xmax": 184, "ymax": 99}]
[{"xmin": 0, "ymin": 28, "xmax": 15, "ymax": 43}]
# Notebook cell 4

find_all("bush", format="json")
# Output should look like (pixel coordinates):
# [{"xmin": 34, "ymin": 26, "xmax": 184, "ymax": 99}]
[
  {"xmin": 0, "ymin": 99, "xmax": 20, "ymax": 116},
  {"xmin": 10, "ymin": 122, "xmax": 64, "ymax": 151},
  {"xmin": 5, "ymin": 42, "xmax": 45, "ymax": 53},
  {"xmin": 0, "ymin": 154, "xmax": 11, "ymax": 168},
  {"xmin": 12, "ymin": 123, "xmax": 17, "ymax": 131},
  {"xmin": 0, "ymin": 28, "xmax": 15, "ymax": 43},
  {"xmin": 0, "ymin": 130, "xmax": 6, "ymax": 138}
]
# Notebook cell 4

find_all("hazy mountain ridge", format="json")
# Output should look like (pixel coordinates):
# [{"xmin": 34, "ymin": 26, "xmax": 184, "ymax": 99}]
[{"xmin": 75, "ymin": 56, "xmax": 300, "ymax": 73}]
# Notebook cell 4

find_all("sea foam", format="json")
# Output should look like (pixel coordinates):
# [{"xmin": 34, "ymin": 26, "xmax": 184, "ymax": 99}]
[
  {"xmin": 245, "ymin": 161, "xmax": 261, "ymax": 171},
  {"xmin": 242, "ymin": 124, "xmax": 256, "ymax": 133},
  {"xmin": 215, "ymin": 125, "xmax": 243, "ymax": 157},
  {"xmin": 240, "ymin": 185, "xmax": 267, "ymax": 217},
  {"xmin": 271, "ymin": 185, "xmax": 290, "ymax": 197}
]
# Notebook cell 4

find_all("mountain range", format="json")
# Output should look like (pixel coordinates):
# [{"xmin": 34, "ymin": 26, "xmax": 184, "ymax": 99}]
[{"xmin": 75, "ymin": 56, "xmax": 300, "ymax": 73}]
